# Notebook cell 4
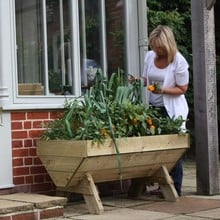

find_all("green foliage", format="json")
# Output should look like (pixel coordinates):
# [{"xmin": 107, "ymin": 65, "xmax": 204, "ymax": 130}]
[
  {"xmin": 42, "ymin": 71, "xmax": 185, "ymax": 143},
  {"xmin": 147, "ymin": 0, "xmax": 191, "ymax": 59}
]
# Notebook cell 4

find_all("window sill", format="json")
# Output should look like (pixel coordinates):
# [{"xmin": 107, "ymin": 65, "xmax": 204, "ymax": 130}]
[{"xmin": 1, "ymin": 103, "xmax": 65, "ymax": 110}]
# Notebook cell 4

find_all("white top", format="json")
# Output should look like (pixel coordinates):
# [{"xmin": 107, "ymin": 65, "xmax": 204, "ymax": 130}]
[
  {"xmin": 142, "ymin": 50, "xmax": 189, "ymax": 129},
  {"xmin": 147, "ymin": 62, "xmax": 167, "ymax": 107}
]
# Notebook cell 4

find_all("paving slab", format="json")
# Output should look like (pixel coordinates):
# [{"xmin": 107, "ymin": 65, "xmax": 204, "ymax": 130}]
[
  {"xmin": 0, "ymin": 199, "xmax": 33, "ymax": 214},
  {"xmin": 0, "ymin": 193, "xmax": 67, "ymax": 209},
  {"xmin": 188, "ymin": 207, "xmax": 220, "ymax": 219},
  {"xmin": 188, "ymin": 195, "xmax": 220, "ymax": 200},
  {"xmin": 162, "ymin": 215, "xmax": 208, "ymax": 220},
  {"xmin": 102, "ymin": 195, "xmax": 155, "ymax": 208},
  {"xmin": 132, "ymin": 197, "xmax": 220, "ymax": 215},
  {"xmin": 70, "ymin": 208, "xmax": 174, "ymax": 220}
]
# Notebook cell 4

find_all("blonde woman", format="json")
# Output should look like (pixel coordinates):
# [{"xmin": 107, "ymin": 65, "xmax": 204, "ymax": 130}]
[{"xmin": 142, "ymin": 25, "xmax": 189, "ymax": 196}]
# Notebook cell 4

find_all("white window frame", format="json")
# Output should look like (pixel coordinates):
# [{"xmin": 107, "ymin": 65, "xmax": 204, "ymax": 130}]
[
  {"xmin": 12, "ymin": 0, "xmax": 81, "ymax": 107},
  {"xmin": 0, "ymin": 0, "xmax": 146, "ymax": 110}
]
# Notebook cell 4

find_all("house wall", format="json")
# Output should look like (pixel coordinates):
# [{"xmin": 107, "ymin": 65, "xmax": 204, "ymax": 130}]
[{"xmin": 3, "ymin": 110, "xmax": 62, "ymax": 195}]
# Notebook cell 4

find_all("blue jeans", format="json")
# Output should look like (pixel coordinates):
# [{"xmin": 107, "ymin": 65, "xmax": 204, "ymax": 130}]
[{"xmin": 157, "ymin": 106, "xmax": 183, "ymax": 196}]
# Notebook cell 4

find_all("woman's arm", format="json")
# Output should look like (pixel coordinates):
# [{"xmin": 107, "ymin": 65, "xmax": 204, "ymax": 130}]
[{"xmin": 161, "ymin": 84, "xmax": 188, "ymax": 95}]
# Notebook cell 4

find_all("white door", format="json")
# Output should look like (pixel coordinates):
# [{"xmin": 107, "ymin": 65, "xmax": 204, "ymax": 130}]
[{"xmin": 0, "ymin": 112, "xmax": 13, "ymax": 189}]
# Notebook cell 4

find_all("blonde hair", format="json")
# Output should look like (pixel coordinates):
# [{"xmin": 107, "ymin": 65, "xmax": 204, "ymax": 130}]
[{"xmin": 149, "ymin": 25, "xmax": 177, "ymax": 63}]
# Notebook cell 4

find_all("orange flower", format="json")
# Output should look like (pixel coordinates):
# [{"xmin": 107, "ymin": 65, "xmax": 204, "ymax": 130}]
[
  {"xmin": 101, "ymin": 128, "xmax": 108, "ymax": 138},
  {"xmin": 147, "ymin": 85, "xmax": 155, "ymax": 91},
  {"xmin": 150, "ymin": 125, "xmax": 156, "ymax": 135},
  {"xmin": 131, "ymin": 118, "xmax": 138, "ymax": 125},
  {"xmin": 147, "ymin": 82, "xmax": 161, "ymax": 92},
  {"xmin": 146, "ymin": 117, "xmax": 153, "ymax": 125}
]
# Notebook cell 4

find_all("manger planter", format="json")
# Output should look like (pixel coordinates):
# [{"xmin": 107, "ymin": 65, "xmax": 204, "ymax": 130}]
[{"xmin": 37, "ymin": 133, "xmax": 190, "ymax": 214}]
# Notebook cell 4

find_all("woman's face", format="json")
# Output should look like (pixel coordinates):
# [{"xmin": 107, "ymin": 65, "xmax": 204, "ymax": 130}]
[{"xmin": 153, "ymin": 47, "xmax": 167, "ymax": 58}]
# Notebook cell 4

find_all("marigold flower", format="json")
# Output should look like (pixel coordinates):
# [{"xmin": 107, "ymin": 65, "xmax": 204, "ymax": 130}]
[
  {"xmin": 146, "ymin": 117, "xmax": 153, "ymax": 125},
  {"xmin": 147, "ymin": 85, "xmax": 155, "ymax": 91}
]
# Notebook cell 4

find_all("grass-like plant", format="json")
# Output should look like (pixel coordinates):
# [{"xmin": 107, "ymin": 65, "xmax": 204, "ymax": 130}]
[{"xmin": 42, "ymin": 70, "xmax": 184, "ymax": 142}]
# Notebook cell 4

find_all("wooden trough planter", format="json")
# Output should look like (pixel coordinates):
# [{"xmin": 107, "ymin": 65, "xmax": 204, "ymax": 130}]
[{"xmin": 37, "ymin": 133, "xmax": 190, "ymax": 214}]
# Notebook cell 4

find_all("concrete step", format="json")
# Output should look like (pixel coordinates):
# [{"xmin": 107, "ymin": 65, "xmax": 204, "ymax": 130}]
[{"xmin": 0, "ymin": 193, "xmax": 67, "ymax": 220}]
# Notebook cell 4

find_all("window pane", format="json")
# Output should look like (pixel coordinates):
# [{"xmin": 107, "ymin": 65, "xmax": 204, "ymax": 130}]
[
  {"xmin": 47, "ymin": 0, "xmax": 72, "ymax": 95},
  {"xmin": 79, "ymin": 0, "xmax": 102, "ymax": 93},
  {"xmin": 16, "ymin": 0, "xmax": 44, "ymax": 95},
  {"xmin": 79, "ymin": 0, "xmax": 126, "ymax": 94},
  {"xmin": 16, "ymin": 0, "xmax": 73, "ymax": 96}
]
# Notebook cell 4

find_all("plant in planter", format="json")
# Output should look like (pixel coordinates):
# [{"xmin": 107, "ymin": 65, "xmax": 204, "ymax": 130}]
[
  {"xmin": 38, "ymin": 70, "xmax": 189, "ymax": 214},
  {"xmin": 42, "ymin": 70, "xmax": 184, "ymax": 142}
]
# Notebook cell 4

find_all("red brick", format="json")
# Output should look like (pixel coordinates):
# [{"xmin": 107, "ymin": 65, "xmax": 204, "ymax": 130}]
[
  {"xmin": 50, "ymin": 111, "xmax": 63, "ymax": 119},
  {"xmin": 33, "ymin": 138, "xmax": 41, "ymax": 147},
  {"xmin": 40, "ymin": 207, "xmax": 63, "ymax": 219},
  {"xmin": 12, "ymin": 140, "xmax": 23, "ymax": 148},
  {"xmin": 24, "ymin": 121, "xmax": 32, "ymax": 129},
  {"xmin": 24, "ymin": 157, "xmax": 33, "ymax": 165},
  {"xmin": 12, "ymin": 211, "xmax": 36, "ymax": 220},
  {"xmin": 13, "ymin": 176, "xmax": 25, "ymax": 185},
  {"xmin": 25, "ymin": 176, "xmax": 33, "ymax": 184},
  {"xmin": 29, "ymin": 148, "xmax": 36, "ymax": 156},
  {"xmin": 33, "ymin": 121, "xmax": 43, "ymax": 128},
  {"xmin": 27, "ymin": 112, "xmax": 49, "ymax": 120},
  {"xmin": 34, "ymin": 174, "xmax": 44, "ymax": 183},
  {"xmin": 41, "ymin": 120, "xmax": 53, "ymax": 128},
  {"xmin": 24, "ymin": 139, "xmax": 33, "ymax": 147},
  {"xmin": 28, "ymin": 130, "xmax": 44, "ymax": 138},
  {"xmin": 0, "ymin": 216, "xmax": 11, "ymax": 220},
  {"xmin": 11, "ymin": 122, "xmax": 23, "ymax": 130},
  {"xmin": 31, "ymin": 183, "xmax": 53, "ymax": 193},
  {"xmin": 14, "ymin": 185, "xmax": 30, "ymax": 193},
  {"xmin": 11, "ymin": 112, "xmax": 26, "ymax": 120},
  {"xmin": 13, "ymin": 158, "xmax": 23, "ymax": 166},
  {"xmin": 13, "ymin": 167, "xmax": 29, "ymax": 176},
  {"xmin": 30, "ymin": 165, "xmax": 46, "ymax": 174},
  {"xmin": 33, "ymin": 157, "xmax": 42, "ymax": 165},
  {"xmin": 12, "ymin": 148, "xmax": 29, "ymax": 157},
  {"xmin": 40, "ymin": 207, "xmax": 64, "ymax": 219},
  {"xmin": 12, "ymin": 131, "xmax": 27, "ymax": 139}
]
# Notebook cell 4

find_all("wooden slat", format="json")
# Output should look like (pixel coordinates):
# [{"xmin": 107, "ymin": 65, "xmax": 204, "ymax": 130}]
[
  {"xmin": 39, "ymin": 156, "xmax": 83, "ymax": 172},
  {"xmin": 71, "ymin": 149, "xmax": 185, "ymax": 173},
  {"xmin": 86, "ymin": 134, "xmax": 189, "ymax": 156},
  {"xmin": 66, "ymin": 149, "xmax": 184, "ymax": 187},
  {"xmin": 37, "ymin": 134, "xmax": 189, "ymax": 157},
  {"xmin": 45, "ymin": 171, "xmax": 73, "ymax": 187},
  {"xmin": 37, "ymin": 140, "xmax": 88, "ymax": 157}
]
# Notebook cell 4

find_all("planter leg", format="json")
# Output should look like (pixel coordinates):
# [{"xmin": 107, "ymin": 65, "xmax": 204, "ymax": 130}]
[
  {"xmin": 83, "ymin": 173, "xmax": 104, "ymax": 214},
  {"xmin": 70, "ymin": 173, "xmax": 104, "ymax": 214},
  {"xmin": 155, "ymin": 165, "xmax": 179, "ymax": 202}
]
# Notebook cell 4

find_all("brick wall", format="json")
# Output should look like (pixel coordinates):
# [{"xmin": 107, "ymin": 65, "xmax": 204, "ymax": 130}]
[{"xmin": 10, "ymin": 110, "xmax": 62, "ymax": 194}]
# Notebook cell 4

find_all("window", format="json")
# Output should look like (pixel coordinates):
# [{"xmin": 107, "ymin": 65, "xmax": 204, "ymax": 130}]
[
  {"xmin": 16, "ymin": 0, "xmax": 74, "ymax": 96},
  {"xmin": 14, "ymin": 0, "xmax": 143, "ymax": 102}
]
